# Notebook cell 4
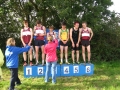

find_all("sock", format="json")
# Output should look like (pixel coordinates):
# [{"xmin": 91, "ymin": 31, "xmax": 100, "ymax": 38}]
[
  {"xmin": 42, "ymin": 60, "xmax": 44, "ymax": 64},
  {"xmin": 66, "ymin": 59, "xmax": 68, "ymax": 63},
  {"xmin": 24, "ymin": 61, "xmax": 27, "ymax": 63},
  {"xmin": 61, "ymin": 59, "xmax": 63, "ymax": 63},
  {"xmin": 36, "ymin": 60, "xmax": 39, "ymax": 63}
]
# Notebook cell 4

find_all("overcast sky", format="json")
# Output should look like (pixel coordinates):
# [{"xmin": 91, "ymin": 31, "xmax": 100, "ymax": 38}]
[{"xmin": 109, "ymin": 0, "xmax": 120, "ymax": 13}]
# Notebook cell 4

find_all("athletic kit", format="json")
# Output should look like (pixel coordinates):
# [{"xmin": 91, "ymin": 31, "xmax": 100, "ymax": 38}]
[
  {"xmin": 59, "ymin": 29, "xmax": 69, "ymax": 46},
  {"xmin": 81, "ymin": 28, "xmax": 90, "ymax": 46},
  {"xmin": 21, "ymin": 28, "xmax": 31, "ymax": 46},
  {"xmin": 48, "ymin": 32, "xmax": 55, "ymax": 37},
  {"xmin": 72, "ymin": 28, "xmax": 80, "ymax": 50},
  {"xmin": 34, "ymin": 26, "xmax": 45, "ymax": 46}
]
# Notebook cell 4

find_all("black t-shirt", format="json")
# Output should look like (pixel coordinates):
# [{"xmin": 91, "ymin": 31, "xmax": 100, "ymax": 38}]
[{"xmin": 72, "ymin": 28, "xmax": 79, "ymax": 43}]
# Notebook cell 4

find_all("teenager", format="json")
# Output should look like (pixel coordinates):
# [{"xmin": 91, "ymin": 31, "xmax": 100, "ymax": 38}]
[
  {"xmin": 5, "ymin": 38, "xmax": 30, "ymax": 90},
  {"xmin": 70, "ymin": 21, "xmax": 81, "ymax": 64},
  {"xmin": 59, "ymin": 22, "xmax": 70, "ymax": 64},
  {"xmin": 20, "ymin": 20, "xmax": 33, "ymax": 66},
  {"xmin": 44, "ymin": 35, "xmax": 58, "ymax": 84},
  {"xmin": 80, "ymin": 22, "xmax": 93, "ymax": 63},
  {"xmin": 34, "ymin": 20, "xmax": 46, "ymax": 65},
  {"xmin": 47, "ymin": 25, "xmax": 56, "ymax": 39}
]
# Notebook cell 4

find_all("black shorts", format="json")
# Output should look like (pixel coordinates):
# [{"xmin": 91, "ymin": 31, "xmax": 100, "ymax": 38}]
[
  {"xmin": 71, "ymin": 42, "xmax": 80, "ymax": 51},
  {"xmin": 59, "ymin": 41, "xmax": 68, "ymax": 46},
  {"xmin": 34, "ymin": 40, "xmax": 45, "ymax": 46},
  {"xmin": 81, "ymin": 40, "xmax": 90, "ymax": 47}
]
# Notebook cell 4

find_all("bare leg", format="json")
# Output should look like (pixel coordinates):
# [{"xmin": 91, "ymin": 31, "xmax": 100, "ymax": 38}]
[
  {"xmin": 41, "ymin": 45, "xmax": 45, "ymax": 65},
  {"xmin": 72, "ymin": 50, "xmax": 75, "ymax": 63},
  {"xmin": 76, "ymin": 51, "xmax": 79, "ymax": 62},
  {"xmin": 28, "ymin": 47, "xmax": 33, "ymax": 61},
  {"xmin": 65, "ymin": 46, "xmax": 68, "ymax": 63},
  {"xmin": 23, "ymin": 52, "xmax": 27, "ymax": 61},
  {"xmin": 87, "ymin": 45, "xmax": 91, "ymax": 63},
  {"xmin": 60, "ymin": 45, "xmax": 64, "ymax": 63},
  {"xmin": 28, "ymin": 47, "xmax": 33, "ymax": 66},
  {"xmin": 23, "ymin": 52, "xmax": 27, "ymax": 66},
  {"xmin": 82, "ymin": 45, "xmax": 86, "ymax": 63},
  {"xmin": 35, "ymin": 46, "xmax": 39, "ymax": 63}
]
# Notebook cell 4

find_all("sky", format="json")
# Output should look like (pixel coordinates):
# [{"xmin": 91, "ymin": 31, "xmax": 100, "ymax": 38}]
[{"xmin": 109, "ymin": 0, "xmax": 120, "ymax": 13}]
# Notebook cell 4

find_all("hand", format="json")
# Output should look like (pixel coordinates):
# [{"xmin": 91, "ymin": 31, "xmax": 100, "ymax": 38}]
[
  {"xmin": 63, "ymin": 41, "xmax": 67, "ymax": 44},
  {"xmin": 89, "ymin": 38, "xmax": 91, "ymax": 41},
  {"xmin": 39, "ymin": 34, "xmax": 44, "ymax": 36},
  {"xmin": 23, "ymin": 43, "xmax": 26, "ymax": 47},
  {"xmin": 76, "ymin": 43, "xmax": 79, "ymax": 47},
  {"xmin": 34, "ymin": 33, "xmax": 38, "ymax": 36},
  {"xmin": 28, "ymin": 43, "xmax": 31, "ymax": 46},
  {"xmin": 72, "ymin": 43, "xmax": 75, "ymax": 47}
]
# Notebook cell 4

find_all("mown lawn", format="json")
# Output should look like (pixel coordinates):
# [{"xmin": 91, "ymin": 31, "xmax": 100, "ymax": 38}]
[{"xmin": 0, "ymin": 61, "xmax": 120, "ymax": 90}]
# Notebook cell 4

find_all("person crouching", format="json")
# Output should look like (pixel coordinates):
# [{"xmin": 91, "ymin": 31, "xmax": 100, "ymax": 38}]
[
  {"xmin": 5, "ymin": 38, "xmax": 30, "ymax": 90},
  {"xmin": 44, "ymin": 35, "xmax": 58, "ymax": 84}
]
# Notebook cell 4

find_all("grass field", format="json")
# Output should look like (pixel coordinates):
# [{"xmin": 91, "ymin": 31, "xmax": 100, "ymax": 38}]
[{"xmin": 0, "ymin": 60, "xmax": 120, "ymax": 90}]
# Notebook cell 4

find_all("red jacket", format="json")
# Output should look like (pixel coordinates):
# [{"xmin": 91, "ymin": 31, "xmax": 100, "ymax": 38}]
[{"xmin": 44, "ymin": 39, "xmax": 58, "ymax": 62}]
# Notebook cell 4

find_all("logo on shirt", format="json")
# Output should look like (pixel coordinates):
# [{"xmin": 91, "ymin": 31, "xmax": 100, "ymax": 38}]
[{"xmin": 5, "ymin": 50, "xmax": 13, "ymax": 56}]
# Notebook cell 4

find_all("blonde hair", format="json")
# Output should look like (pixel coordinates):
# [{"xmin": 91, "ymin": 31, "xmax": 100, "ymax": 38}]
[
  {"xmin": 47, "ymin": 35, "xmax": 53, "ymax": 42},
  {"xmin": 6, "ymin": 38, "xmax": 15, "ymax": 46}
]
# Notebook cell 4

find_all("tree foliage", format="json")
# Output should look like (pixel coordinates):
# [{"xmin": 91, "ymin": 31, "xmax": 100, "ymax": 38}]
[{"xmin": 1, "ymin": 0, "xmax": 120, "ymax": 61}]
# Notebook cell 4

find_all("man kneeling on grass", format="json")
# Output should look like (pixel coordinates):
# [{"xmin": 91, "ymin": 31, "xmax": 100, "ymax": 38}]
[
  {"xmin": 44, "ymin": 34, "xmax": 58, "ymax": 84},
  {"xmin": 5, "ymin": 38, "xmax": 30, "ymax": 90}
]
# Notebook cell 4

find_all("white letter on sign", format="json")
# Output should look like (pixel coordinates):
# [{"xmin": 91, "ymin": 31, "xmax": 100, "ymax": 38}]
[
  {"xmin": 86, "ymin": 66, "xmax": 91, "ymax": 73},
  {"xmin": 38, "ymin": 67, "xmax": 43, "ymax": 75},
  {"xmin": 74, "ymin": 66, "xmax": 79, "ymax": 73},
  {"xmin": 26, "ymin": 68, "xmax": 32, "ymax": 75},
  {"xmin": 64, "ymin": 66, "xmax": 69, "ymax": 74}
]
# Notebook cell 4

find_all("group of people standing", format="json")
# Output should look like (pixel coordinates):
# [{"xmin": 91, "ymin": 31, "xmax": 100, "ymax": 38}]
[
  {"xmin": 21, "ymin": 20, "xmax": 93, "ymax": 66},
  {"xmin": 5, "ymin": 20, "xmax": 93, "ymax": 90}
]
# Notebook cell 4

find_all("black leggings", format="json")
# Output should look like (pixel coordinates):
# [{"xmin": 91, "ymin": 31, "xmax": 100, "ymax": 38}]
[{"xmin": 9, "ymin": 68, "xmax": 21, "ymax": 90}]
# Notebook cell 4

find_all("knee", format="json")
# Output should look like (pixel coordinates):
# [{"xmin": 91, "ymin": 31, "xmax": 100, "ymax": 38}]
[
  {"xmin": 60, "ymin": 50, "xmax": 63, "ymax": 53},
  {"xmin": 72, "ymin": 51, "xmax": 75, "ymax": 54},
  {"xmin": 88, "ymin": 51, "xmax": 91, "ymax": 54},
  {"xmin": 29, "ymin": 52, "xmax": 32, "ymax": 55},
  {"xmin": 35, "ymin": 51, "xmax": 39, "ymax": 54},
  {"xmin": 76, "ymin": 51, "xmax": 79, "ymax": 54},
  {"xmin": 82, "ymin": 51, "xmax": 85, "ymax": 53}
]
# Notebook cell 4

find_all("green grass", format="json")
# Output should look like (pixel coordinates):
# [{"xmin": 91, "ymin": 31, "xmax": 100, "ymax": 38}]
[{"xmin": 1, "ymin": 61, "xmax": 120, "ymax": 90}]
